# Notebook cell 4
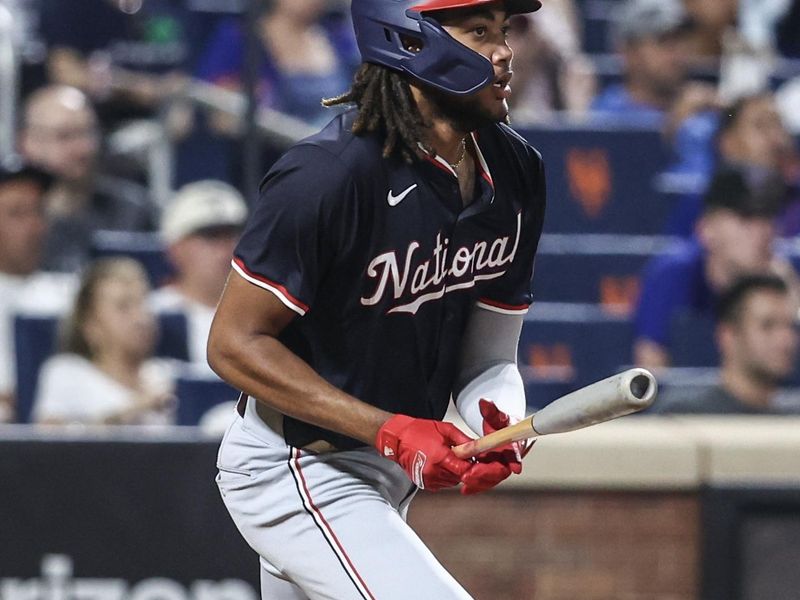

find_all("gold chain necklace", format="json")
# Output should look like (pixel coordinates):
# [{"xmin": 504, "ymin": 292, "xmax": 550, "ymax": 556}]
[{"xmin": 449, "ymin": 139, "xmax": 467, "ymax": 171}]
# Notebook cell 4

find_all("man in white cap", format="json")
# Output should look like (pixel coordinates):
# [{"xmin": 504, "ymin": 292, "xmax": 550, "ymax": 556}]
[{"xmin": 151, "ymin": 180, "xmax": 247, "ymax": 366}]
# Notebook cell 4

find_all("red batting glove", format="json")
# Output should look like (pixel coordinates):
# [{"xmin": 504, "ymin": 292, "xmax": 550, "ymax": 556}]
[
  {"xmin": 460, "ymin": 399, "xmax": 533, "ymax": 495},
  {"xmin": 376, "ymin": 414, "xmax": 474, "ymax": 491}
]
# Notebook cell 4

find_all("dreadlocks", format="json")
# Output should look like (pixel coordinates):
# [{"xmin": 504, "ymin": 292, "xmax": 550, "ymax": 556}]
[{"xmin": 323, "ymin": 63, "xmax": 430, "ymax": 164}]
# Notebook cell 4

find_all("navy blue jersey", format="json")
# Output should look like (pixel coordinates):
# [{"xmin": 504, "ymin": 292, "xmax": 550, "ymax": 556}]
[{"xmin": 233, "ymin": 110, "xmax": 546, "ymax": 449}]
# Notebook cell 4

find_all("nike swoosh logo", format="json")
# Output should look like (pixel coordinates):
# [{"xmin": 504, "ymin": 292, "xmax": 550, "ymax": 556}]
[{"xmin": 387, "ymin": 184, "xmax": 418, "ymax": 207}]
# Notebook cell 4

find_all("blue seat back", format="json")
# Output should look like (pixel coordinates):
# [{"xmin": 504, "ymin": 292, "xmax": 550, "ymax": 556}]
[
  {"xmin": 668, "ymin": 310, "xmax": 719, "ymax": 368},
  {"xmin": 533, "ymin": 234, "xmax": 673, "ymax": 307},
  {"xmin": 13, "ymin": 316, "xmax": 58, "ymax": 424},
  {"xmin": 90, "ymin": 231, "xmax": 173, "ymax": 288},
  {"xmin": 520, "ymin": 305, "xmax": 634, "ymax": 388},
  {"xmin": 522, "ymin": 379, "xmax": 576, "ymax": 411},
  {"xmin": 14, "ymin": 312, "xmax": 190, "ymax": 423},
  {"xmin": 175, "ymin": 374, "xmax": 238, "ymax": 426},
  {"xmin": 518, "ymin": 126, "xmax": 671, "ymax": 234},
  {"xmin": 574, "ymin": 0, "xmax": 614, "ymax": 54}
]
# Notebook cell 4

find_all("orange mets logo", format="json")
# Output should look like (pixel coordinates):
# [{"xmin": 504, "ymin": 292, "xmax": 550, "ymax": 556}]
[{"xmin": 566, "ymin": 148, "xmax": 612, "ymax": 218}]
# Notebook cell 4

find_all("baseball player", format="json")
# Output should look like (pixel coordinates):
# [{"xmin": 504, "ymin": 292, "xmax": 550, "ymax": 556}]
[{"xmin": 208, "ymin": 0, "xmax": 546, "ymax": 597}]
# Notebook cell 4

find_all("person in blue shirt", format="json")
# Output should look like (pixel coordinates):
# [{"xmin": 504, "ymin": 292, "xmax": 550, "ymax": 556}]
[
  {"xmin": 590, "ymin": 0, "xmax": 689, "ymax": 126},
  {"xmin": 634, "ymin": 165, "xmax": 793, "ymax": 369},
  {"xmin": 196, "ymin": 0, "xmax": 359, "ymax": 127},
  {"xmin": 664, "ymin": 92, "xmax": 800, "ymax": 237}
]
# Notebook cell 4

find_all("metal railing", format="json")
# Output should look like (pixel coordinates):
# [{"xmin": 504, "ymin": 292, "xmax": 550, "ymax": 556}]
[
  {"xmin": 1, "ymin": 0, "xmax": 314, "ymax": 201},
  {"xmin": 106, "ymin": 79, "xmax": 318, "ymax": 208},
  {"xmin": 0, "ymin": 1, "xmax": 19, "ymax": 169},
  {"xmin": 185, "ymin": 79, "xmax": 316, "ymax": 145}
]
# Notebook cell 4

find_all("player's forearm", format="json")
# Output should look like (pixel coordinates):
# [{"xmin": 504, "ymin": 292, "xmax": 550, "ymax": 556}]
[
  {"xmin": 208, "ymin": 333, "xmax": 392, "ymax": 445},
  {"xmin": 453, "ymin": 307, "xmax": 527, "ymax": 433}
]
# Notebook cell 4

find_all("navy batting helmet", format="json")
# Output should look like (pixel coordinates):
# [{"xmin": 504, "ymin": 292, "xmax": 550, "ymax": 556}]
[{"xmin": 351, "ymin": 0, "xmax": 542, "ymax": 96}]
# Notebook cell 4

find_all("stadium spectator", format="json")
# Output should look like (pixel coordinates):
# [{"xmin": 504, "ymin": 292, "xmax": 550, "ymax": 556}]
[
  {"xmin": 680, "ymin": 0, "xmax": 738, "ymax": 72},
  {"xmin": 19, "ymin": 85, "xmax": 156, "ymax": 272},
  {"xmin": 39, "ymin": 0, "xmax": 190, "ymax": 128},
  {"xmin": 0, "ymin": 163, "xmax": 77, "ymax": 423},
  {"xmin": 150, "ymin": 180, "xmax": 247, "ymax": 367},
  {"xmin": 0, "ymin": 0, "xmax": 49, "ymax": 95},
  {"xmin": 666, "ymin": 92, "xmax": 800, "ymax": 237},
  {"xmin": 590, "ymin": 0, "xmax": 690, "ymax": 125},
  {"xmin": 655, "ymin": 274, "xmax": 800, "ymax": 414},
  {"xmin": 739, "ymin": 0, "xmax": 794, "ymax": 54},
  {"xmin": 718, "ymin": 93, "xmax": 797, "ymax": 175},
  {"xmin": 33, "ymin": 258, "xmax": 174, "ymax": 426},
  {"xmin": 196, "ymin": 0, "xmax": 359, "ymax": 128},
  {"xmin": 776, "ymin": 75, "xmax": 800, "ymax": 135},
  {"xmin": 634, "ymin": 165, "xmax": 796, "ymax": 369},
  {"xmin": 776, "ymin": 0, "xmax": 800, "ymax": 58},
  {"xmin": 506, "ymin": 0, "xmax": 596, "ymax": 123}
]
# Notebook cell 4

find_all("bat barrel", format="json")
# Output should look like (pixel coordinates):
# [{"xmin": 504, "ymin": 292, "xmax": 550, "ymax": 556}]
[
  {"xmin": 451, "ymin": 368, "xmax": 658, "ymax": 459},
  {"xmin": 531, "ymin": 368, "xmax": 657, "ymax": 436}
]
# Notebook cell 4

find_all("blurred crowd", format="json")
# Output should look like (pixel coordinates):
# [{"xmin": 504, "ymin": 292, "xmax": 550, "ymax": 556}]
[{"xmin": 1, "ymin": 0, "xmax": 800, "ymax": 429}]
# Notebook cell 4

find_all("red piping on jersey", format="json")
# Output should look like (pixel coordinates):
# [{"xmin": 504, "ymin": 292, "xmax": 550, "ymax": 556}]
[
  {"xmin": 293, "ymin": 449, "xmax": 377, "ymax": 600},
  {"xmin": 478, "ymin": 297, "xmax": 529, "ymax": 312},
  {"xmin": 422, "ymin": 144, "xmax": 495, "ymax": 189},
  {"xmin": 423, "ymin": 153, "xmax": 455, "ymax": 176},
  {"xmin": 471, "ymin": 132, "xmax": 494, "ymax": 188},
  {"xmin": 232, "ymin": 257, "xmax": 310, "ymax": 313}
]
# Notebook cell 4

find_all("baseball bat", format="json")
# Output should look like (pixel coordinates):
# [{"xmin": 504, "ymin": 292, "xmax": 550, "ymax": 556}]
[{"xmin": 452, "ymin": 368, "xmax": 657, "ymax": 459}]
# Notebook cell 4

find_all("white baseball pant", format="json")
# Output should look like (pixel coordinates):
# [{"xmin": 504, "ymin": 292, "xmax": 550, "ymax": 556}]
[{"xmin": 215, "ymin": 396, "xmax": 473, "ymax": 600}]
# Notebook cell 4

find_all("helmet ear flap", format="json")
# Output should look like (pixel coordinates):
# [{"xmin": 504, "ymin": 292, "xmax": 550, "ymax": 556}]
[
  {"xmin": 400, "ymin": 18, "xmax": 494, "ymax": 95},
  {"xmin": 351, "ymin": 0, "xmax": 497, "ymax": 95}
]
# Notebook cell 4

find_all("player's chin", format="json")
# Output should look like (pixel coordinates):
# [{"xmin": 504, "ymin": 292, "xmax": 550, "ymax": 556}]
[{"xmin": 480, "ymin": 95, "xmax": 510, "ymax": 122}]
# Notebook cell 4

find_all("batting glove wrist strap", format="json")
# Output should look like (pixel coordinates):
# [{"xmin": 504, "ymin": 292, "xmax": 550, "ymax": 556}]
[
  {"xmin": 375, "ymin": 414, "xmax": 474, "ymax": 491},
  {"xmin": 375, "ymin": 414, "xmax": 415, "ymax": 460}
]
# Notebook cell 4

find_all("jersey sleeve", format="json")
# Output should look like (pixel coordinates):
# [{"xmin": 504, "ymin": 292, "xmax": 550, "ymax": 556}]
[
  {"xmin": 232, "ymin": 144, "xmax": 354, "ymax": 315},
  {"xmin": 477, "ymin": 149, "xmax": 546, "ymax": 315}
]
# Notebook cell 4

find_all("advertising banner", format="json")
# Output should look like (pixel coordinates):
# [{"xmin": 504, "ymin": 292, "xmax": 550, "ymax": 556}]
[{"xmin": 0, "ymin": 431, "xmax": 259, "ymax": 600}]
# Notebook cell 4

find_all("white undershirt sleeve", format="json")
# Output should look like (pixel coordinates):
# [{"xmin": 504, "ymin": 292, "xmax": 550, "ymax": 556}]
[{"xmin": 453, "ymin": 305, "xmax": 527, "ymax": 435}]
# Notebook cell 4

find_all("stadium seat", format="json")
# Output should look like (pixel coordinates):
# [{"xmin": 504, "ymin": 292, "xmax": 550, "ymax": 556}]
[
  {"xmin": 668, "ymin": 310, "xmax": 719, "ymax": 368},
  {"xmin": 174, "ymin": 369, "xmax": 238, "ymax": 426},
  {"xmin": 157, "ymin": 312, "xmax": 191, "ymax": 363},
  {"xmin": 14, "ymin": 312, "xmax": 190, "ymax": 423},
  {"xmin": 518, "ymin": 126, "xmax": 672, "ymax": 234},
  {"xmin": 13, "ymin": 316, "xmax": 58, "ymax": 424},
  {"xmin": 522, "ymin": 378, "xmax": 576, "ymax": 411},
  {"xmin": 90, "ymin": 230, "xmax": 173, "ymax": 288},
  {"xmin": 574, "ymin": 0, "xmax": 614, "ymax": 54},
  {"xmin": 519, "ymin": 303, "xmax": 634, "ymax": 388},
  {"xmin": 533, "ymin": 234, "xmax": 677, "ymax": 310}
]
